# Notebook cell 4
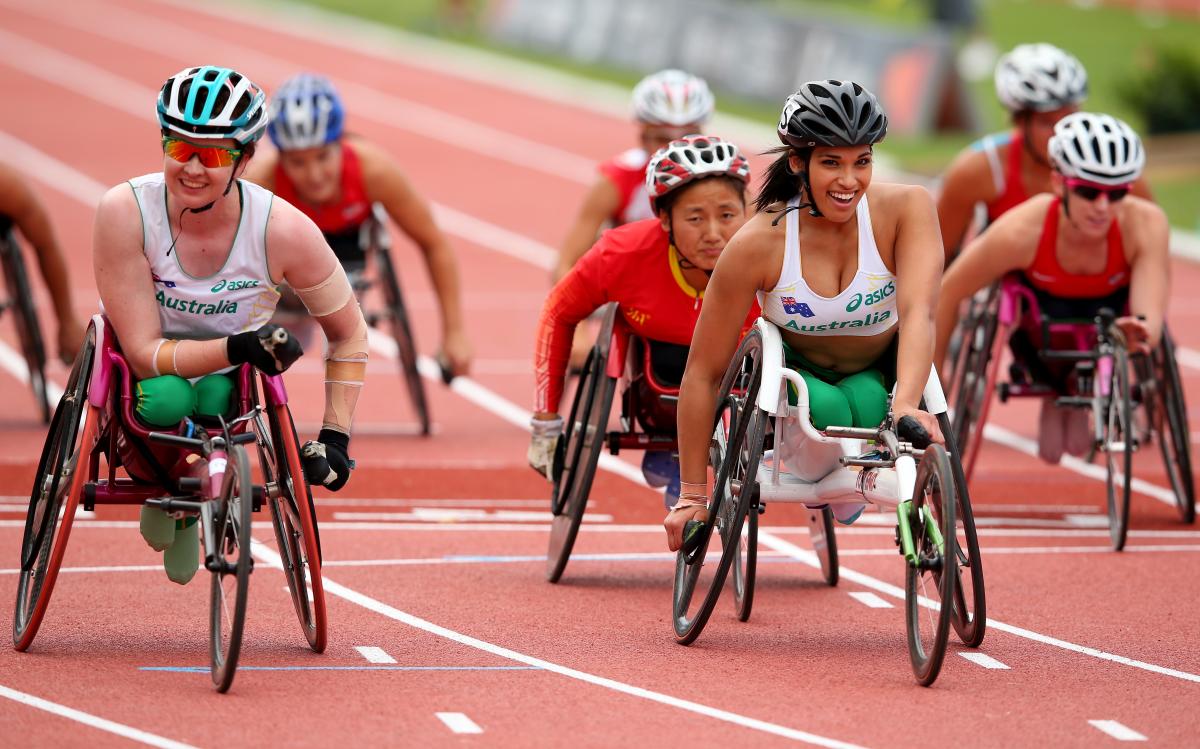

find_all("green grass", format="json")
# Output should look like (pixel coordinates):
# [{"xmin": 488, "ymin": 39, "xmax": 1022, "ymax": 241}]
[{"xmin": 279, "ymin": 0, "xmax": 1200, "ymax": 230}]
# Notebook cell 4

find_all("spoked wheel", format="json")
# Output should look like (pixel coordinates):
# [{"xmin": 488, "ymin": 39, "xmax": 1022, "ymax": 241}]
[
  {"xmin": 905, "ymin": 445, "xmax": 958, "ymax": 686},
  {"xmin": 937, "ymin": 413, "xmax": 986, "ymax": 647},
  {"xmin": 673, "ymin": 328, "xmax": 765, "ymax": 644},
  {"xmin": 805, "ymin": 506, "xmax": 838, "ymax": 586},
  {"xmin": 1153, "ymin": 330, "xmax": 1194, "ymax": 523},
  {"xmin": 730, "ymin": 435, "xmax": 758, "ymax": 621},
  {"xmin": 14, "ymin": 327, "xmax": 96, "ymax": 650},
  {"xmin": 1, "ymin": 234, "xmax": 50, "ymax": 423},
  {"xmin": 1101, "ymin": 343, "xmax": 1134, "ymax": 551},
  {"xmin": 376, "ymin": 246, "xmax": 431, "ymax": 436},
  {"xmin": 949, "ymin": 288, "xmax": 1004, "ymax": 482},
  {"xmin": 944, "ymin": 283, "xmax": 998, "ymax": 389},
  {"xmin": 546, "ymin": 305, "xmax": 618, "ymax": 583},
  {"xmin": 210, "ymin": 443, "xmax": 253, "ymax": 693},
  {"xmin": 260, "ymin": 398, "xmax": 327, "ymax": 652}
]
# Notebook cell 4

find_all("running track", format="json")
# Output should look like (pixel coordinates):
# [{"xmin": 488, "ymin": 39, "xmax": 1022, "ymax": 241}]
[{"xmin": 0, "ymin": 1, "xmax": 1197, "ymax": 746}]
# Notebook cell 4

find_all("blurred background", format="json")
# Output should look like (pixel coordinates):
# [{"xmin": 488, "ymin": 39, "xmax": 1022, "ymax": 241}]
[{"xmin": 278, "ymin": 0, "xmax": 1200, "ymax": 235}]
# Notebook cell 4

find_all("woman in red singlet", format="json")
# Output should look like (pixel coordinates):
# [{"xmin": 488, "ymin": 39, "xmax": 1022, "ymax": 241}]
[
  {"xmin": 934, "ymin": 113, "xmax": 1169, "ymax": 462},
  {"xmin": 244, "ymin": 73, "xmax": 472, "ymax": 376}
]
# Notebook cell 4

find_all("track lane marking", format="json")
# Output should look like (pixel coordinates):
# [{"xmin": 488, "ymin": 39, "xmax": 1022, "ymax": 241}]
[
  {"xmin": 757, "ymin": 531, "xmax": 1200, "ymax": 685},
  {"xmin": 249, "ymin": 540, "xmax": 867, "ymax": 749},
  {"xmin": 958, "ymin": 653, "xmax": 1010, "ymax": 670},
  {"xmin": 847, "ymin": 592, "xmax": 892, "ymax": 609},
  {"xmin": 435, "ymin": 712, "xmax": 483, "ymax": 735},
  {"xmin": 1087, "ymin": 720, "xmax": 1147, "ymax": 742},
  {"xmin": 354, "ymin": 646, "xmax": 397, "ymax": 664},
  {"xmin": 0, "ymin": 684, "xmax": 197, "ymax": 749}
]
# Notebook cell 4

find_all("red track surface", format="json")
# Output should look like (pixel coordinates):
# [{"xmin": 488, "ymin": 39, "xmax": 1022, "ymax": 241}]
[{"xmin": 1, "ymin": 1, "xmax": 1198, "ymax": 746}]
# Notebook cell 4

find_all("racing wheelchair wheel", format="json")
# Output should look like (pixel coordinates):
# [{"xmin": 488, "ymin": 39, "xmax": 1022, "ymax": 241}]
[
  {"xmin": 546, "ymin": 305, "xmax": 618, "ymax": 583},
  {"xmin": 905, "ymin": 444, "xmax": 958, "ymax": 686},
  {"xmin": 1, "ymin": 233, "xmax": 51, "ymax": 423},
  {"xmin": 806, "ymin": 506, "xmax": 839, "ymax": 587},
  {"xmin": 210, "ymin": 442, "xmax": 253, "ymax": 693},
  {"xmin": 13, "ymin": 325, "xmax": 96, "ymax": 650},
  {"xmin": 258, "ymin": 396, "xmax": 327, "ymax": 652},
  {"xmin": 1100, "ymin": 340, "xmax": 1134, "ymax": 551},
  {"xmin": 936, "ymin": 412, "xmax": 986, "ymax": 647},
  {"xmin": 1153, "ymin": 328, "xmax": 1194, "ymax": 523},
  {"xmin": 376, "ymin": 245, "xmax": 431, "ymax": 436},
  {"xmin": 948, "ymin": 286, "xmax": 1004, "ymax": 481},
  {"xmin": 673, "ymin": 327, "xmax": 765, "ymax": 644}
]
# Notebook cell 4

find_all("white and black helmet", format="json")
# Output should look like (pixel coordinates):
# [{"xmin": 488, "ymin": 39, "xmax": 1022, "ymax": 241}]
[
  {"xmin": 777, "ymin": 80, "xmax": 888, "ymax": 148},
  {"xmin": 631, "ymin": 69, "xmax": 714, "ymax": 127},
  {"xmin": 994, "ymin": 43, "xmax": 1088, "ymax": 113},
  {"xmin": 157, "ymin": 66, "xmax": 268, "ymax": 145},
  {"xmin": 1049, "ymin": 112, "xmax": 1144, "ymax": 185}
]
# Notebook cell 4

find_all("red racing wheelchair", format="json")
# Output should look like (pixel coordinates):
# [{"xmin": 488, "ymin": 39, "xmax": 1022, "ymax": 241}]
[{"xmin": 12, "ymin": 315, "xmax": 326, "ymax": 692}]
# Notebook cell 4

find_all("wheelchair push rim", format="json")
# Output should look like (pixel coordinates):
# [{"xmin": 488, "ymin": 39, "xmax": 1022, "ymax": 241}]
[
  {"xmin": 1154, "ymin": 331, "xmax": 1194, "ymax": 523},
  {"xmin": 905, "ymin": 444, "xmax": 958, "ymax": 686},
  {"xmin": 210, "ymin": 443, "xmax": 254, "ymax": 692},
  {"xmin": 14, "ymin": 328, "xmax": 97, "ymax": 650},
  {"xmin": 1101, "ymin": 343, "xmax": 1134, "ymax": 551},
  {"xmin": 377, "ymin": 246, "xmax": 431, "ymax": 436}
]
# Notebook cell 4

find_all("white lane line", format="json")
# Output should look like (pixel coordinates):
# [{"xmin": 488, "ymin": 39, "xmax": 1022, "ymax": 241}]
[
  {"xmin": 435, "ymin": 712, "xmax": 483, "ymax": 735},
  {"xmin": 315, "ymin": 497, "xmax": 549, "ymax": 508},
  {"xmin": 847, "ymin": 592, "xmax": 892, "ymax": 609},
  {"xmin": 958, "ymin": 652, "xmax": 1010, "ymax": 670},
  {"xmin": 330, "ymin": 510, "xmax": 614, "ymax": 523},
  {"xmin": 757, "ymin": 530, "xmax": 1200, "ymax": 685},
  {"xmin": 354, "ymin": 646, "xmax": 397, "ymax": 665},
  {"xmin": 0, "ymin": 684, "xmax": 197, "ymax": 749},
  {"xmin": 1175, "ymin": 346, "xmax": 1200, "ymax": 372},
  {"xmin": 1087, "ymin": 720, "xmax": 1147, "ymax": 742},
  {"xmin": 250, "ymin": 541, "xmax": 865, "ymax": 749}
]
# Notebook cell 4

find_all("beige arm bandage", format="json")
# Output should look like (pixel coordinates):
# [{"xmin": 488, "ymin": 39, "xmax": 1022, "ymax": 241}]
[
  {"xmin": 323, "ymin": 315, "xmax": 369, "ymax": 434},
  {"xmin": 153, "ymin": 339, "xmax": 180, "ymax": 377},
  {"xmin": 295, "ymin": 266, "xmax": 355, "ymax": 318}
]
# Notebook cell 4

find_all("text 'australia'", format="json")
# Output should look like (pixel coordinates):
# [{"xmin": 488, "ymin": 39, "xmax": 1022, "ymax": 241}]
[{"xmin": 156, "ymin": 291, "xmax": 237, "ymax": 315}]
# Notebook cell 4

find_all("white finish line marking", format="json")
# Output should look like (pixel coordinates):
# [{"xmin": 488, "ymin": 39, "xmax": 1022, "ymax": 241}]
[
  {"xmin": 0, "ymin": 684, "xmax": 196, "ymax": 749},
  {"xmin": 436, "ymin": 712, "xmax": 483, "ymax": 735},
  {"xmin": 848, "ymin": 592, "xmax": 892, "ymax": 609},
  {"xmin": 354, "ymin": 646, "xmax": 397, "ymax": 665},
  {"xmin": 1088, "ymin": 720, "xmax": 1147, "ymax": 741},
  {"xmin": 958, "ymin": 652, "xmax": 1010, "ymax": 670}
]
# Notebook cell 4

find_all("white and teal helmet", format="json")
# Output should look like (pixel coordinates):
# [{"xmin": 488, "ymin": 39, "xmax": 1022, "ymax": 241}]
[{"xmin": 157, "ymin": 66, "xmax": 268, "ymax": 145}]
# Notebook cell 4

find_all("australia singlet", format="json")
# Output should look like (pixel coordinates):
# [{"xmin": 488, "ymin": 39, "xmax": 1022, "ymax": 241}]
[
  {"xmin": 128, "ymin": 173, "xmax": 281, "ymax": 340},
  {"xmin": 758, "ymin": 195, "xmax": 898, "ymax": 337},
  {"xmin": 598, "ymin": 148, "xmax": 655, "ymax": 226}
]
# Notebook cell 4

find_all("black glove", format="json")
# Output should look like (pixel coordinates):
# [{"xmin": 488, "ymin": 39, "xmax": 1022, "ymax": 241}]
[
  {"xmin": 301, "ymin": 428, "xmax": 354, "ymax": 491},
  {"xmin": 227, "ymin": 324, "xmax": 303, "ymax": 375},
  {"xmin": 896, "ymin": 415, "xmax": 933, "ymax": 449}
]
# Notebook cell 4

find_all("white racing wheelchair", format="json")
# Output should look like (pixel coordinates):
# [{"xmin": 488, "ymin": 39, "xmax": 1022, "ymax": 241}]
[{"xmin": 672, "ymin": 318, "xmax": 987, "ymax": 686}]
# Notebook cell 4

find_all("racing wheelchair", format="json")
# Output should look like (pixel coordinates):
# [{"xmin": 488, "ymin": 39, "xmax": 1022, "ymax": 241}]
[
  {"xmin": 672, "ymin": 318, "xmax": 986, "ymax": 686},
  {"xmin": 0, "ymin": 229, "xmax": 50, "ymax": 422},
  {"xmin": 12, "ymin": 315, "xmax": 326, "ymax": 692},
  {"xmin": 547, "ymin": 303, "xmax": 684, "ymax": 583},
  {"xmin": 949, "ymin": 275, "xmax": 1194, "ymax": 551}
]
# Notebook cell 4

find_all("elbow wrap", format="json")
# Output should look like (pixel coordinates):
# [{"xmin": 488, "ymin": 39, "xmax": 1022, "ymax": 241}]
[
  {"xmin": 153, "ymin": 338, "xmax": 181, "ymax": 377},
  {"xmin": 323, "ymin": 317, "xmax": 369, "ymax": 432},
  {"xmin": 295, "ymin": 266, "xmax": 355, "ymax": 318}
]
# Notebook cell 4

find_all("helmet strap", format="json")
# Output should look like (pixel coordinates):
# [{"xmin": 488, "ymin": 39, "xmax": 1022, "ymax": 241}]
[
  {"xmin": 666, "ymin": 220, "xmax": 713, "ymax": 279},
  {"xmin": 1061, "ymin": 185, "xmax": 1073, "ymax": 219},
  {"xmin": 166, "ymin": 160, "xmax": 243, "ymax": 255}
]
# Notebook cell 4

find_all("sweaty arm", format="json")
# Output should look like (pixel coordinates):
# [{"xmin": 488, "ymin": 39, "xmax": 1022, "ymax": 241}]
[
  {"xmin": 936, "ymin": 150, "xmax": 993, "ymax": 263},
  {"xmin": 270, "ymin": 200, "xmax": 368, "ymax": 436},
  {"xmin": 555, "ymin": 176, "xmax": 621, "ymax": 282},
  {"xmin": 1124, "ymin": 201, "xmax": 1171, "ymax": 349},
  {"xmin": 891, "ymin": 187, "xmax": 944, "ymax": 421},
  {"xmin": 359, "ymin": 140, "xmax": 470, "ymax": 376}
]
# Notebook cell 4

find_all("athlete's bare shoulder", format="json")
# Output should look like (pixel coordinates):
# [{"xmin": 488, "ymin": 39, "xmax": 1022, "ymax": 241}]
[{"xmin": 940, "ymin": 145, "xmax": 998, "ymax": 204}]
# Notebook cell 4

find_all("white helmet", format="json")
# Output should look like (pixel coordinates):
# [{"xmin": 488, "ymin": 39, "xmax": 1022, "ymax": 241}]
[
  {"xmin": 1049, "ymin": 112, "xmax": 1145, "ymax": 185},
  {"xmin": 994, "ymin": 43, "xmax": 1088, "ymax": 113},
  {"xmin": 631, "ymin": 69, "xmax": 714, "ymax": 127}
]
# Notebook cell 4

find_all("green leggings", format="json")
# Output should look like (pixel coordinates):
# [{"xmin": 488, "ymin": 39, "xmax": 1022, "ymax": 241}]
[
  {"xmin": 135, "ymin": 373, "xmax": 234, "ymax": 427},
  {"xmin": 783, "ymin": 344, "xmax": 890, "ymax": 430}
]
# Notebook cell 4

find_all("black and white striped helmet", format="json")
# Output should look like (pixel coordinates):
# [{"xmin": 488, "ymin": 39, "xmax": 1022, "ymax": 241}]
[
  {"xmin": 1049, "ymin": 112, "xmax": 1144, "ymax": 185},
  {"xmin": 777, "ymin": 80, "xmax": 888, "ymax": 148},
  {"xmin": 994, "ymin": 44, "xmax": 1088, "ymax": 113}
]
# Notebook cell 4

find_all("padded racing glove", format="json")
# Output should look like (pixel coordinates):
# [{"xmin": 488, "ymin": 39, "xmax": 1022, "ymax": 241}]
[
  {"xmin": 527, "ymin": 415, "xmax": 563, "ymax": 481},
  {"xmin": 227, "ymin": 324, "xmax": 303, "ymax": 376},
  {"xmin": 301, "ymin": 429, "xmax": 354, "ymax": 491}
]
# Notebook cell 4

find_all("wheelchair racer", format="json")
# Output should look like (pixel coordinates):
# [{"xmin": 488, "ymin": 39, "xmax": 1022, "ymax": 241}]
[
  {"xmin": 934, "ymin": 113, "xmax": 1167, "ymax": 464},
  {"xmin": 0, "ymin": 160, "xmax": 85, "ymax": 363},
  {"xmin": 937, "ymin": 44, "xmax": 1151, "ymax": 261},
  {"xmin": 243, "ymin": 73, "xmax": 471, "ymax": 377},
  {"xmin": 93, "ymin": 66, "xmax": 368, "ymax": 584},
  {"xmin": 666, "ymin": 81, "xmax": 946, "ymax": 552},
  {"xmin": 528, "ymin": 135, "xmax": 753, "ymax": 509}
]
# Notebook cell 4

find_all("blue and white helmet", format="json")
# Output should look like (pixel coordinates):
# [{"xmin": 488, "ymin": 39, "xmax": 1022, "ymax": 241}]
[
  {"xmin": 267, "ymin": 73, "xmax": 346, "ymax": 150},
  {"xmin": 157, "ymin": 66, "xmax": 268, "ymax": 145}
]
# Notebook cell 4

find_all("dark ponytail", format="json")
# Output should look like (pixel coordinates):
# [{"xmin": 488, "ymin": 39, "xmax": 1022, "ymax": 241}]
[{"xmin": 754, "ymin": 145, "xmax": 810, "ymax": 214}]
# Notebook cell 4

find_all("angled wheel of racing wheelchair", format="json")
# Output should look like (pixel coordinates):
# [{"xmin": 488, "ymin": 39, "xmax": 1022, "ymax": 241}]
[
  {"xmin": 13, "ymin": 324, "xmax": 97, "ymax": 650},
  {"xmin": 948, "ymin": 280, "xmax": 1007, "ymax": 482},
  {"xmin": 673, "ymin": 326, "xmax": 766, "ymax": 644},
  {"xmin": 904, "ymin": 442, "xmax": 959, "ymax": 686},
  {"xmin": 1, "ymin": 232, "xmax": 51, "ymax": 423},
  {"xmin": 1150, "ymin": 326, "xmax": 1194, "ymax": 523},
  {"xmin": 251, "ymin": 376, "xmax": 328, "ymax": 652},
  {"xmin": 935, "ymin": 410, "xmax": 986, "ymax": 648},
  {"xmin": 209, "ymin": 440, "xmax": 254, "ymax": 692},
  {"xmin": 545, "ymin": 303, "xmax": 619, "ymax": 583},
  {"xmin": 1096, "ymin": 317, "xmax": 1134, "ymax": 551}
]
